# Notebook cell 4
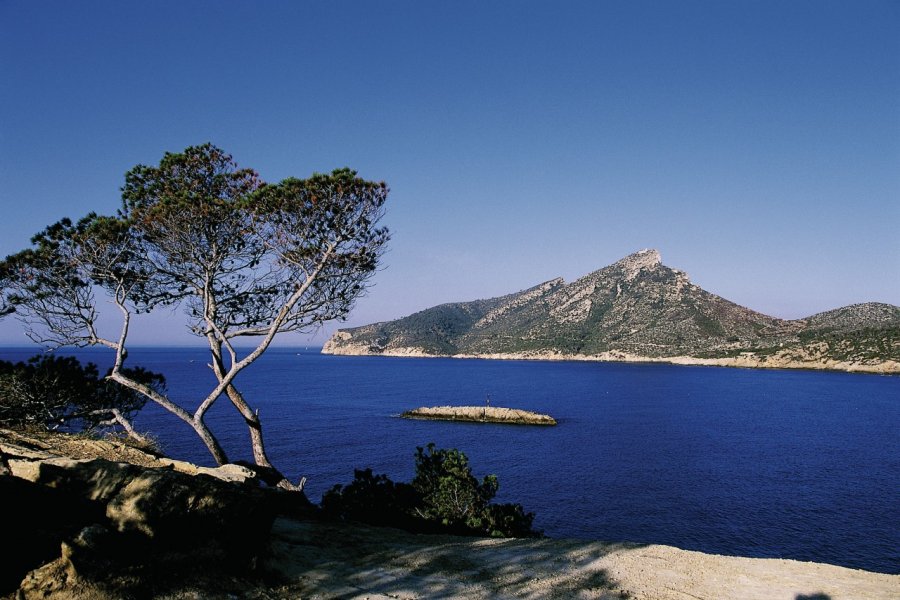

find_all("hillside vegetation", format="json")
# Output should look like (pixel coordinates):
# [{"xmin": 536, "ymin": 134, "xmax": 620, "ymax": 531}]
[{"xmin": 324, "ymin": 250, "xmax": 900, "ymax": 373}]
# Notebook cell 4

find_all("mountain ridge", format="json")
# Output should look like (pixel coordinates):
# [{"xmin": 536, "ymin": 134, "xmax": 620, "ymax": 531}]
[{"xmin": 324, "ymin": 250, "xmax": 900, "ymax": 374}]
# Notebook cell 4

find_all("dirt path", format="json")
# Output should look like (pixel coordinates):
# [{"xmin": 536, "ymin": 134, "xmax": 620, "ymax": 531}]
[{"xmin": 265, "ymin": 518, "xmax": 899, "ymax": 600}]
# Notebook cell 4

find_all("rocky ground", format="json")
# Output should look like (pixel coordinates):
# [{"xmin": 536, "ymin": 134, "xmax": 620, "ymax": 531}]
[
  {"xmin": 2, "ymin": 429, "xmax": 898, "ymax": 599},
  {"xmin": 267, "ymin": 519, "xmax": 898, "ymax": 599},
  {"xmin": 401, "ymin": 405, "xmax": 557, "ymax": 425}
]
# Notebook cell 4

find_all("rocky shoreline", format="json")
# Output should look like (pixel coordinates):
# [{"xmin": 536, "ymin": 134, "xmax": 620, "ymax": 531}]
[
  {"xmin": 323, "ymin": 343, "xmax": 900, "ymax": 375},
  {"xmin": 3, "ymin": 428, "xmax": 898, "ymax": 599},
  {"xmin": 401, "ymin": 405, "xmax": 557, "ymax": 425}
]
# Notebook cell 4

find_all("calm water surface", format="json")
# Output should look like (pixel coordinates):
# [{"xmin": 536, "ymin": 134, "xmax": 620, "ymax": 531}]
[{"xmin": 2, "ymin": 346, "xmax": 898, "ymax": 574}]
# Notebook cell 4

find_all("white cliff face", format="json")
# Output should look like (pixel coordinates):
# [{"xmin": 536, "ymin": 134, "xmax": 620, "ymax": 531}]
[
  {"xmin": 615, "ymin": 249, "xmax": 662, "ymax": 281},
  {"xmin": 548, "ymin": 250, "xmax": 661, "ymax": 323},
  {"xmin": 321, "ymin": 331, "xmax": 366, "ymax": 354},
  {"xmin": 475, "ymin": 278, "xmax": 564, "ymax": 328},
  {"xmin": 550, "ymin": 280, "xmax": 596, "ymax": 323}
]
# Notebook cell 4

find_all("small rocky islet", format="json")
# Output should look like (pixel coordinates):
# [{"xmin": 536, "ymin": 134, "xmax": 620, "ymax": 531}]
[{"xmin": 401, "ymin": 405, "xmax": 557, "ymax": 425}]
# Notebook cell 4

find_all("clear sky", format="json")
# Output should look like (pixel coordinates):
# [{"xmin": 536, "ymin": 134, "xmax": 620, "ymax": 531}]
[{"xmin": 1, "ymin": 0, "xmax": 898, "ymax": 346}]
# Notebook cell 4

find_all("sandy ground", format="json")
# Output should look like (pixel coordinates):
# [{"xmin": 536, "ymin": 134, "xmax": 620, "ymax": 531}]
[{"xmin": 264, "ymin": 518, "xmax": 899, "ymax": 600}]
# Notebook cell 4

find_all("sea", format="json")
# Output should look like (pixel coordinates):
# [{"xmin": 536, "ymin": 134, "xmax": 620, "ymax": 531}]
[{"xmin": 1, "ymin": 346, "xmax": 898, "ymax": 574}]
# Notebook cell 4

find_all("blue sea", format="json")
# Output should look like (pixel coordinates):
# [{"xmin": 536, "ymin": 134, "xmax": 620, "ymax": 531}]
[{"xmin": 2, "ymin": 346, "xmax": 898, "ymax": 574}]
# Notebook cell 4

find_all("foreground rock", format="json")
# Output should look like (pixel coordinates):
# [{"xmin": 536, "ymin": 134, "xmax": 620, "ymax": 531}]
[
  {"xmin": 402, "ymin": 405, "xmax": 557, "ymax": 425},
  {"xmin": 3, "ymin": 428, "xmax": 898, "ymax": 599},
  {"xmin": 0, "ymin": 428, "xmax": 309, "ymax": 599}
]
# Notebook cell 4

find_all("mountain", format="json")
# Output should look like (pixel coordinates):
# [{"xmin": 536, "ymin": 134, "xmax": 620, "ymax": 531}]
[{"xmin": 323, "ymin": 250, "xmax": 900, "ymax": 374}]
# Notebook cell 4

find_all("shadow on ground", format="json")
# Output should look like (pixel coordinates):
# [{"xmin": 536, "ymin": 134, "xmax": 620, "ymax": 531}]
[{"xmin": 266, "ymin": 517, "xmax": 638, "ymax": 599}]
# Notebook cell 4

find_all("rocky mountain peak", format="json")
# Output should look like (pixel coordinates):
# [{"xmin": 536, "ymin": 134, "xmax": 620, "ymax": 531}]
[
  {"xmin": 323, "ymin": 250, "xmax": 900, "ymax": 373},
  {"xmin": 614, "ymin": 248, "xmax": 662, "ymax": 281}
]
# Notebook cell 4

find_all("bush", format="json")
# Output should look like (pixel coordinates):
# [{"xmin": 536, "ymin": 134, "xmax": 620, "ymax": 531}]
[
  {"xmin": 322, "ymin": 443, "xmax": 538, "ymax": 538},
  {"xmin": 411, "ymin": 444, "xmax": 499, "ymax": 531},
  {"xmin": 0, "ymin": 354, "xmax": 161, "ymax": 434}
]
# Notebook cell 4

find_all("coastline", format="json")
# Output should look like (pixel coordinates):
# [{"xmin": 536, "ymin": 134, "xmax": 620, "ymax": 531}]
[
  {"xmin": 321, "ymin": 344, "xmax": 900, "ymax": 375},
  {"xmin": 5, "ymin": 428, "xmax": 898, "ymax": 599}
]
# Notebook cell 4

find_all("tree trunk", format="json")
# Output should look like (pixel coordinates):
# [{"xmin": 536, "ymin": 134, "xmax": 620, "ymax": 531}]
[
  {"xmin": 223, "ymin": 383, "xmax": 304, "ymax": 491},
  {"xmin": 191, "ymin": 417, "xmax": 229, "ymax": 466},
  {"xmin": 108, "ymin": 408, "xmax": 149, "ymax": 444},
  {"xmin": 107, "ymin": 370, "xmax": 229, "ymax": 466},
  {"xmin": 205, "ymin": 346, "xmax": 303, "ymax": 492}
]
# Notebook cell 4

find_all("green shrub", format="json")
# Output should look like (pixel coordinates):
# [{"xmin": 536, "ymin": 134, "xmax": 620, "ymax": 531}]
[
  {"xmin": 321, "ymin": 468, "xmax": 420, "ymax": 530},
  {"xmin": 322, "ymin": 443, "xmax": 538, "ymax": 538},
  {"xmin": 0, "ymin": 354, "xmax": 161, "ymax": 434}
]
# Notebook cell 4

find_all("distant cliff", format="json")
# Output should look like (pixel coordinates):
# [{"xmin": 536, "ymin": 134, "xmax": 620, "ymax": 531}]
[{"xmin": 323, "ymin": 250, "xmax": 900, "ymax": 374}]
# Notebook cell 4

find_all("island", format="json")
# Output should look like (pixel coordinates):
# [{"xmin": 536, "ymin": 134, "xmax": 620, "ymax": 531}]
[
  {"xmin": 323, "ymin": 249, "xmax": 900, "ymax": 375},
  {"xmin": 401, "ymin": 406, "xmax": 557, "ymax": 426}
]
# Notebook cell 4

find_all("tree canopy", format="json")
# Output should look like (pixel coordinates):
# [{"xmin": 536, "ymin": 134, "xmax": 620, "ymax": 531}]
[{"xmin": 1, "ymin": 144, "xmax": 390, "ymax": 490}]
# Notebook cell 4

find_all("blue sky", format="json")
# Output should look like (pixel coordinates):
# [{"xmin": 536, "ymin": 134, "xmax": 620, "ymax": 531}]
[{"xmin": 1, "ymin": 0, "xmax": 898, "ymax": 346}]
